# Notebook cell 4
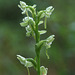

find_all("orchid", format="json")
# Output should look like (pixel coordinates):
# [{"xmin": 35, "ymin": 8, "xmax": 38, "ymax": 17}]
[{"xmin": 17, "ymin": 1, "xmax": 54, "ymax": 75}]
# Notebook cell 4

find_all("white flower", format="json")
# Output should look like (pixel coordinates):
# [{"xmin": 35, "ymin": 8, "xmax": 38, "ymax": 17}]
[
  {"xmin": 18, "ymin": 1, "xmax": 28, "ymax": 14},
  {"xmin": 18, "ymin": 1, "xmax": 36, "ymax": 14},
  {"xmin": 26, "ymin": 25, "xmax": 32, "ymax": 36},
  {"xmin": 17, "ymin": 55, "xmax": 33, "ymax": 67},
  {"xmin": 20, "ymin": 17, "xmax": 35, "ymax": 27},
  {"xmin": 45, "ymin": 6, "xmax": 54, "ymax": 18},
  {"xmin": 40, "ymin": 66, "xmax": 48, "ymax": 75},
  {"xmin": 45, "ymin": 35, "xmax": 55, "ymax": 49}
]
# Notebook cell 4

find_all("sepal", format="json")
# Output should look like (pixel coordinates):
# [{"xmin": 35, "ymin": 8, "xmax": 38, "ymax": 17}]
[
  {"xmin": 38, "ymin": 21, "xmax": 43, "ymax": 25},
  {"xmin": 38, "ymin": 30, "xmax": 47, "ymax": 35}
]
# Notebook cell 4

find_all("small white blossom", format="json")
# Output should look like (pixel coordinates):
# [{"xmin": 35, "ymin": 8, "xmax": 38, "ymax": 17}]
[
  {"xmin": 18, "ymin": 1, "xmax": 28, "ymax": 14},
  {"xmin": 45, "ymin": 35, "xmax": 55, "ymax": 49},
  {"xmin": 17, "ymin": 55, "xmax": 33, "ymax": 67},
  {"xmin": 40, "ymin": 66, "xmax": 48, "ymax": 75},
  {"xmin": 20, "ymin": 17, "xmax": 35, "ymax": 27},
  {"xmin": 45, "ymin": 6, "xmax": 54, "ymax": 18},
  {"xmin": 26, "ymin": 25, "xmax": 32, "ymax": 36}
]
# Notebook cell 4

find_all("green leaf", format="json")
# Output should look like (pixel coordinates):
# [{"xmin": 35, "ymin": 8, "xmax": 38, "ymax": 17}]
[
  {"xmin": 27, "ymin": 58, "xmax": 37, "ymax": 70},
  {"xmin": 38, "ymin": 30, "xmax": 47, "ymax": 35},
  {"xmin": 40, "ymin": 66, "xmax": 48, "ymax": 75},
  {"xmin": 36, "ymin": 40, "xmax": 45, "ymax": 51}
]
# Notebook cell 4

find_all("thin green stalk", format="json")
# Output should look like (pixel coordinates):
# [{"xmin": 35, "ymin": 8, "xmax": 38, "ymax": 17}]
[
  {"xmin": 37, "ymin": 52, "xmax": 40, "ymax": 75},
  {"xmin": 35, "ymin": 19, "xmax": 40, "ymax": 75},
  {"xmin": 27, "ymin": 67, "xmax": 30, "ymax": 75},
  {"xmin": 35, "ymin": 45, "xmax": 40, "ymax": 75}
]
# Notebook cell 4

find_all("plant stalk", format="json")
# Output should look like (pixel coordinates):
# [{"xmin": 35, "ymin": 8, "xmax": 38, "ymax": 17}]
[
  {"xmin": 35, "ymin": 45, "xmax": 40, "ymax": 75},
  {"xmin": 35, "ymin": 19, "xmax": 40, "ymax": 75},
  {"xmin": 37, "ymin": 52, "xmax": 40, "ymax": 75},
  {"xmin": 27, "ymin": 67, "xmax": 30, "ymax": 75}
]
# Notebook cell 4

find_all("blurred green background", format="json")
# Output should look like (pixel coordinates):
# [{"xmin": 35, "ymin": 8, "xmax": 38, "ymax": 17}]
[{"xmin": 0, "ymin": 0, "xmax": 75, "ymax": 75}]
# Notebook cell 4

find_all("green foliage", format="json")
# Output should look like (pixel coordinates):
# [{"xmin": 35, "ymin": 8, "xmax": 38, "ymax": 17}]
[{"xmin": 17, "ymin": 1, "xmax": 54, "ymax": 75}]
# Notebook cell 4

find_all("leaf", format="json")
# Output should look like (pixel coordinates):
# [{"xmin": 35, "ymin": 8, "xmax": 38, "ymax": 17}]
[
  {"xmin": 27, "ymin": 58, "xmax": 37, "ymax": 70},
  {"xmin": 40, "ymin": 66, "xmax": 48, "ymax": 75},
  {"xmin": 38, "ymin": 30, "xmax": 47, "ymax": 35},
  {"xmin": 36, "ymin": 40, "xmax": 45, "ymax": 52}
]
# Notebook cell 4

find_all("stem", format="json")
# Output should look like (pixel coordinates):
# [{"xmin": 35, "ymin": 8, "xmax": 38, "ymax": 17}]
[
  {"xmin": 37, "ymin": 52, "xmax": 40, "ymax": 75},
  {"xmin": 27, "ymin": 67, "xmax": 30, "ymax": 75},
  {"xmin": 35, "ymin": 45, "xmax": 40, "ymax": 75},
  {"xmin": 35, "ymin": 17, "xmax": 40, "ymax": 75},
  {"xmin": 36, "ymin": 22, "xmax": 40, "ymax": 43}
]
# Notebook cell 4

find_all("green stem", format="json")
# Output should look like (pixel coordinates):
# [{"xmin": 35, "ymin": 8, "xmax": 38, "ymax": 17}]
[
  {"xmin": 35, "ymin": 18, "xmax": 40, "ymax": 75},
  {"xmin": 35, "ymin": 45, "xmax": 40, "ymax": 75},
  {"xmin": 27, "ymin": 67, "xmax": 30, "ymax": 75},
  {"xmin": 37, "ymin": 52, "xmax": 40, "ymax": 75},
  {"xmin": 36, "ymin": 23, "xmax": 40, "ymax": 43}
]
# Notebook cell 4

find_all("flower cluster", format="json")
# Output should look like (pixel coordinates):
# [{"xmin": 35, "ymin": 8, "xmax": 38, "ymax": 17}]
[
  {"xmin": 20, "ymin": 17, "xmax": 35, "ymax": 36},
  {"xmin": 17, "ymin": 1, "xmax": 54, "ymax": 75}
]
